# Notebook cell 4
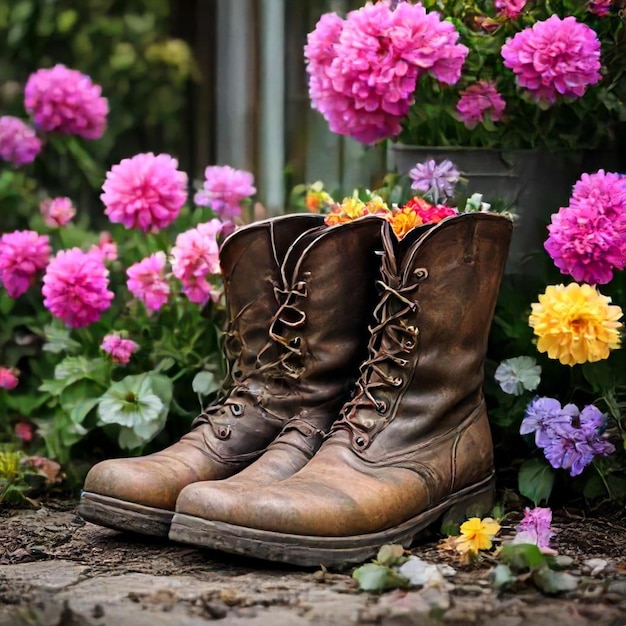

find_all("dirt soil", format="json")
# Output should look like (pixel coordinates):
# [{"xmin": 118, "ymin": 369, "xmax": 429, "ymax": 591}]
[{"xmin": 1, "ymin": 500, "xmax": 626, "ymax": 626}]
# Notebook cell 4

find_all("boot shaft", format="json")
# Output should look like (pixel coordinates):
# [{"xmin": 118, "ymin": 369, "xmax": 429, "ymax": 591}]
[
  {"xmin": 337, "ymin": 213, "xmax": 512, "ymax": 457},
  {"xmin": 218, "ymin": 214, "xmax": 325, "ymax": 374}
]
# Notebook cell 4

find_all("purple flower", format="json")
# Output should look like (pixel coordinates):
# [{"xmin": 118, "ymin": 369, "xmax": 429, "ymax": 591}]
[
  {"xmin": 588, "ymin": 0, "xmax": 611, "ymax": 15},
  {"xmin": 520, "ymin": 397, "xmax": 576, "ymax": 448},
  {"xmin": 305, "ymin": 3, "xmax": 467, "ymax": 144},
  {"xmin": 194, "ymin": 165, "xmax": 256, "ymax": 220},
  {"xmin": 0, "ymin": 116, "xmax": 42, "ymax": 167},
  {"xmin": 512, "ymin": 507, "xmax": 556, "ymax": 554},
  {"xmin": 24, "ymin": 65, "xmax": 108, "ymax": 140},
  {"xmin": 521, "ymin": 397, "xmax": 615, "ymax": 477},
  {"xmin": 495, "ymin": 0, "xmax": 527, "ymax": 19},
  {"xmin": 501, "ymin": 16, "xmax": 601, "ymax": 105},
  {"xmin": 456, "ymin": 81, "xmax": 506, "ymax": 130},
  {"xmin": 570, "ymin": 170, "xmax": 626, "ymax": 217},
  {"xmin": 409, "ymin": 159, "xmax": 460, "ymax": 203}
]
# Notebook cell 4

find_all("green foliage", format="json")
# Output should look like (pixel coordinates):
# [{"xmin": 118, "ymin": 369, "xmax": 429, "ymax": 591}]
[
  {"xmin": 496, "ymin": 543, "xmax": 578, "ymax": 595},
  {"xmin": 352, "ymin": 545, "xmax": 411, "ymax": 592},
  {"xmin": 0, "ymin": 0, "xmax": 197, "ymax": 223},
  {"xmin": 518, "ymin": 458, "xmax": 555, "ymax": 505},
  {"xmin": 399, "ymin": 0, "xmax": 626, "ymax": 150}
]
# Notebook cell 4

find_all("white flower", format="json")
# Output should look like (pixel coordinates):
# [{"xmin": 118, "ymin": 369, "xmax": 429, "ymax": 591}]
[
  {"xmin": 494, "ymin": 356, "xmax": 541, "ymax": 395},
  {"xmin": 464, "ymin": 193, "xmax": 491, "ymax": 212}
]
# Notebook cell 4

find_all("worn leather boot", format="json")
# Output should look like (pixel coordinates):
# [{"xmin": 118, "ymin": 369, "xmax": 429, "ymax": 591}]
[
  {"xmin": 79, "ymin": 213, "xmax": 326, "ymax": 536},
  {"xmin": 79, "ymin": 213, "xmax": 384, "ymax": 537},
  {"xmin": 169, "ymin": 212, "xmax": 513, "ymax": 567}
]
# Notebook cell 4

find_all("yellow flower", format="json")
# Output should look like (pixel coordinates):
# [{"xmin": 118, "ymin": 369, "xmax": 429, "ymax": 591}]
[
  {"xmin": 454, "ymin": 517, "xmax": 501, "ymax": 555},
  {"xmin": 390, "ymin": 206, "xmax": 424, "ymax": 239},
  {"xmin": 529, "ymin": 283, "xmax": 623, "ymax": 366},
  {"xmin": 324, "ymin": 196, "xmax": 390, "ymax": 226}
]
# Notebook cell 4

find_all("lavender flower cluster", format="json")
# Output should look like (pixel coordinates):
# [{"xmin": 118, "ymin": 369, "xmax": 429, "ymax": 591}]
[{"xmin": 520, "ymin": 397, "xmax": 615, "ymax": 476}]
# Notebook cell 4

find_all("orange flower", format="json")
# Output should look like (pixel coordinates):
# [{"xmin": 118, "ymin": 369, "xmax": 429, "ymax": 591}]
[
  {"xmin": 324, "ymin": 196, "xmax": 391, "ymax": 226},
  {"xmin": 390, "ymin": 206, "xmax": 424, "ymax": 239}
]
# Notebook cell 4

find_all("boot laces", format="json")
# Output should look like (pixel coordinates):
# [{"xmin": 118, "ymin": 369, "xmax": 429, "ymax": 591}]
[
  {"xmin": 192, "ymin": 276, "xmax": 309, "ymax": 432},
  {"xmin": 335, "ymin": 259, "xmax": 428, "ymax": 446}
]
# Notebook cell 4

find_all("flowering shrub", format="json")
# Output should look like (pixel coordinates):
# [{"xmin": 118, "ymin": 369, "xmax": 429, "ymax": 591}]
[
  {"xmin": 0, "ymin": 67, "xmax": 257, "ymax": 484},
  {"xmin": 487, "ymin": 167, "xmax": 626, "ymax": 507},
  {"xmin": 306, "ymin": 0, "xmax": 626, "ymax": 149}
]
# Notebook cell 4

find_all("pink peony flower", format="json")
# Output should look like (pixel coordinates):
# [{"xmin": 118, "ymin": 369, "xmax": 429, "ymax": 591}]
[
  {"xmin": 24, "ymin": 65, "xmax": 108, "ymax": 140},
  {"xmin": 194, "ymin": 165, "xmax": 256, "ymax": 220},
  {"xmin": 0, "ymin": 116, "xmax": 42, "ymax": 166},
  {"xmin": 569, "ymin": 170, "xmax": 626, "ymax": 216},
  {"xmin": 40, "ymin": 197, "xmax": 76, "ymax": 228},
  {"xmin": 456, "ymin": 80, "xmax": 506, "ymax": 129},
  {"xmin": 14, "ymin": 420, "xmax": 34, "ymax": 442},
  {"xmin": 101, "ymin": 153, "xmax": 188, "ymax": 232},
  {"xmin": 545, "ymin": 203, "xmax": 626, "ymax": 285},
  {"xmin": 101, "ymin": 333, "xmax": 139, "ymax": 365},
  {"xmin": 545, "ymin": 170, "xmax": 626, "ymax": 284},
  {"xmin": 126, "ymin": 252, "xmax": 170, "ymax": 311},
  {"xmin": 501, "ymin": 16, "xmax": 601, "ymax": 105},
  {"xmin": 495, "ymin": 0, "xmax": 527, "ymax": 19},
  {"xmin": 512, "ymin": 506, "xmax": 556, "ymax": 554},
  {"xmin": 588, "ymin": 0, "xmax": 611, "ymax": 15},
  {"xmin": 305, "ymin": 3, "xmax": 467, "ymax": 144},
  {"xmin": 0, "ymin": 367, "xmax": 19, "ymax": 390},
  {"xmin": 0, "ymin": 230, "xmax": 51, "ymax": 298},
  {"xmin": 42, "ymin": 248, "xmax": 114, "ymax": 328},
  {"xmin": 171, "ymin": 220, "xmax": 222, "ymax": 305}
]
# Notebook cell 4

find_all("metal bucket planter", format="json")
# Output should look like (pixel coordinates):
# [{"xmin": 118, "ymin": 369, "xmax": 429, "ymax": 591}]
[{"xmin": 389, "ymin": 144, "xmax": 621, "ymax": 272}]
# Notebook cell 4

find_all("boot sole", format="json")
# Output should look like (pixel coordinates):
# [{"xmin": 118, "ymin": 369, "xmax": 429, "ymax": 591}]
[
  {"xmin": 168, "ymin": 474, "xmax": 495, "ymax": 568},
  {"xmin": 78, "ymin": 492, "xmax": 173, "ymax": 537}
]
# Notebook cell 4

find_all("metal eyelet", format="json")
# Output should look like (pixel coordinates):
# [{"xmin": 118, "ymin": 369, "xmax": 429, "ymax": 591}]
[
  {"xmin": 405, "ymin": 339, "xmax": 415, "ymax": 349},
  {"xmin": 289, "ymin": 336, "xmax": 301, "ymax": 349},
  {"xmin": 217, "ymin": 425, "xmax": 231, "ymax": 439},
  {"xmin": 375, "ymin": 400, "xmax": 387, "ymax": 414},
  {"xmin": 391, "ymin": 377, "xmax": 403, "ymax": 387},
  {"xmin": 230, "ymin": 404, "xmax": 243, "ymax": 417},
  {"xmin": 355, "ymin": 436, "xmax": 366, "ymax": 448},
  {"xmin": 232, "ymin": 369, "xmax": 243, "ymax": 380}
]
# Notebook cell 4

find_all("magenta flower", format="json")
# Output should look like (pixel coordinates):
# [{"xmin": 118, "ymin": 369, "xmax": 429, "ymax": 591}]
[
  {"xmin": 0, "ymin": 116, "xmax": 42, "ymax": 167},
  {"xmin": 545, "ymin": 171, "xmax": 626, "ymax": 284},
  {"xmin": 495, "ymin": 0, "xmax": 527, "ymax": 19},
  {"xmin": 512, "ymin": 507, "xmax": 556, "ymax": 554},
  {"xmin": 409, "ymin": 159, "xmax": 460, "ymax": 202},
  {"xmin": 588, "ymin": 0, "xmax": 611, "ymax": 15},
  {"xmin": 101, "ymin": 334, "xmax": 139, "ymax": 365},
  {"xmin": 305, "ymin": 2, "xmax": 467, "ymax": 144},
  {"xmin": 194, "ymin": 165, "xmax": 256, "ymax": 220},
  {"xmin": 14, "ymin": 420, "xmax": 34, "ymax": 442},
  {"xmin": 89, "ymin": 232, "xmax": 118, "ymax": 263},
  {"xmin": 545, "ymin": 203, "xmax": 626, "ymax": 284},
  {"xmin": 127, "ymin": 252, "xmax": 170, "ymax": 312},
  {"xmin": 101, "ymin": 153, "xmax": 188, "ymax": 232},
  {"xmin": 456, "ymin": 81, "xmax": 505, "ymax": 129},
  {"xmin": 569, "ymin": 170, "xmax": 626, "ymax": 216},
  {"xmin": 24, "ymin": 65, "xmax": 108, "ymax": 140},
  {"xmin": 0, "ymin": 367, "xmax": 19, "ymax": 390},
  {"xmin": 0, "ymin": 230, "xmax": 51, "ymax": 298},
  {"xmin": 42, "ymin": 248, "xmax": 114, "ymax": 328},
  {"xmin": 171, "ymin": 220, "xmax": 222, "ymax": 305},
  {"xmin": 40, "ymin": 197, "xmax": 76, "ymax": 228},
  {"xmin": 501, "ymin": 16, "xmax": 601, "ymax": 105}
]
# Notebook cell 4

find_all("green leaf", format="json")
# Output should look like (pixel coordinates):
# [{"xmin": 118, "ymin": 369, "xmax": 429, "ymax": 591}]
[
  {"xmin": 60, "ymin": 380, "xmax": 104, "ymax": 425},
  {"xmin": 499, "ymin": 543, "xmax": 546, "ymax": 572},
  {"xmin": 42, "ymin": 324, "xmax": 82, "ymax": 355},
  {"xmin": 192, "ymin": 371, "xmax": 220, "ymax": 397},
  {"xmin": 532, "ymin": 565, "xmax": 578, "ymax": 595},
  {"xmin": 54, "ymin": 356, "xmax": 109, "ymax": 390},
  {"xmin": 491, "ymin": 564, "xmax": 517, "ymax": 591},
  {"xmin": 518, "ymin": 458, "xmax": 554, "ymax": 505},
  {"xmin": 352, "ymin": 563, "xmax": 408, "ymax": 592}
]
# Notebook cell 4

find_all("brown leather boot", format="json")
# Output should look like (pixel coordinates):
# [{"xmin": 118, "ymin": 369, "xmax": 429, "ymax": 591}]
[
  {"xmin": 169, "ymin": 213, "xmax": 513, "ymax": 567},
  {"xmin": 79, "ymin": 213, "xmax": 384, "ymax": 537}
]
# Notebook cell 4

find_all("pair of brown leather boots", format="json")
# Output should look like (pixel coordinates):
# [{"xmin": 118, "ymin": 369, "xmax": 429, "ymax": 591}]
[{"xmin": 79, "ymin": 211, "xmax": 512, "ymax": 568}]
